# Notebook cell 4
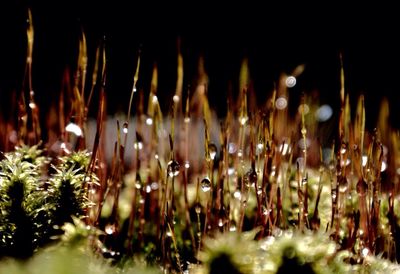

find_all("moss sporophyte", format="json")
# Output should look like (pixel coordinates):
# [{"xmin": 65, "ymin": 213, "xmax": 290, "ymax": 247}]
[{"xmin": 2, "ymin": 9, "xmax": 400, "ymax": 274}]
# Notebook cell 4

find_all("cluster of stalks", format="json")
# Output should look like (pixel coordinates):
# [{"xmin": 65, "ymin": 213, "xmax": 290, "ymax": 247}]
[{"xmin": 1, "ymin": 10, "xmax": 400, "ymax": 274}]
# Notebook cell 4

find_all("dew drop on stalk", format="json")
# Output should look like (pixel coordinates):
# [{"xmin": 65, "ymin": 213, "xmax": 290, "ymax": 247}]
[
  {"xmin": 146, "ymin": 117, "xmax": 153, "ymax": 125},
  {"xmin": 65, "ymin": 121, "xmax": 83, "ymax": 137},
  {"xmin": 201, "ymin": 177, "xmax": 211, "ymax": 192},
  {"xmin": 233, "ymin": 189, "xmax": 242, "ymax": 200},
  {"xmin": 195, "ymin": 203, "xmax": 202, "ymax": 214},
  {"xmin": 244, "ymin": 169, "xmax": 257, "ymax": 188},
  {"xmin": 184, "ymin": 161, "xmax": 190, "ymax": 169},
  {"xmin": 105, "ymin": 223, "xmax": 116, "ymax": 235},
  {"xmin": 122, "ymin": 122, "xmax": 128, "ymax": 134},
  {"xmin": 167, "ymin": 160, "xmax": 180, "ymax": 177},
  {"xmin": 228, "ymin": 142, "xmax": 237, "ymax": 154},
  {"xmin": 208, "ymin": 143, "xmax": 217, "ymax": 160},
  {"xmin": 151, "ymin": 182, "xmax": 159, "ymax": 190},
  {"xmin": 218, "ymin": 218, "xmax": 224, "ymax": 227},
  {"xmin": 134, "ymin": 142, "xmax": 143, "ymax": 150}
]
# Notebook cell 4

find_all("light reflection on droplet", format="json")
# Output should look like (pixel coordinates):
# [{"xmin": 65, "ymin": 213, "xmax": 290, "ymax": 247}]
[
  {"xmin": 173, "ymin": 95, "xmax": 180, "ymax": 103},
  {"xmin": 237, "ymin": 149, "xmax": 243, "ymax": 158},
  {"xmin": 362, "ymin": 155, "xmax": 368, "ymax": 167},
  {"xmin": 105, "ymin": 223, "xmax": 116, "ymax": 235},
  {"xmin": 362, "ymin": 247, "xmax": 369, "ymax": 257},
  {"xmin": 239, "ymin": 116, "xmax": 248, "ymax": 126},
  {"xmin": 146, "ymin": 117, "xmax": 153, "ymax": 125},
  {"xmin": 122, "ymin": 122, "xmax": 128, "ymax": 134},
  {"xmin": 381, "ymin": 161, "xmax": 387, "ymax": 172},
  {"xmin": 340, "ymin": 159, "xmax": 351, "ymax": 167},
  {"xmin": 29, "ymin": 102, "xmax": 36, "ymax": 109},
  {"xmin": 279, "ymin": 143, "xmax": 289, "ymax": 155},
  {"xmin": 134, "ymin": 142, "xmax": 143, "ymax": 150},
  {"xmin": 152, "ymin": 95, "xmax": 158, "ymax": 103},
  {"xmin": 184, "ymin": 116, "xmax": 191, "ymax": 123},
  {"xmin": 60, "ymin": 142, "xmax": 71, "ymax": 154},
  {"xmin": 208, "ymin": 143, "xmax": 217, "ymax": 160},
  {"xmin": 184, "ymin": 161, "xmax": 190, "ymax": 169},
  {"xmin": 285, "ymin": 76, "xmax": 296, "ymax": 87},
  {"xmin": 228, "ymin": 143, "xmax": 237, "ymax": 154},
  {"xmin": 65, "ymin": 122, "xmax": 83, "ymax": 137},
  {"xmin": 276, "ymin": 97, "xmax": 287, "ymax": 110},
  {"xmin": 146, "ymin": 185, "xmax": 151, "ymax": 193},
  {"xmin": 233, "ymin": 190, "xmax": 242, "ymax": 200}
]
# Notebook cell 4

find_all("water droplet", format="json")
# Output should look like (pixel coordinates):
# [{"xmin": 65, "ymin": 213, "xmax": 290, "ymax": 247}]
[
  {"xmin": 362, "ymin": 155, "xmax": 368, "ymax": 167},
  {"xmin": 139, "ymin": 198, "xmax": 145, "ymax": 204},
  {"xmin": 285, "ymin": 76, "xmax": 296, "ymax": 87},
  {"xmin": 184, "ymin": 116, "xmax": 191, "ymax": 123},
  {"xmin": 122, "ymin": 122, "xmax": 128, "ymax": 134},
  {"xmin": 173, "ymin": 95, "xmax": 180, "ymax": 103},
  {"xmin": 339, "ymin": 177, "xmax": 348, "ymax": 193},
  {"xmin": 239, "ymin": 116, "xmax": 248, "ymax": 125},
  {"xmin": 65, "ymin": 122, "xmax": 83, "ymax": 137},
  {"xmin": 184, "ymin": 161, "xmax": 190, "ymax": 169},
  {"xmin": 237, "ymin": 149, "xmax": 243, "ymax": 158},
  {"xmin": 229, "ymin": 224, "xmax": 237, "ymax": 232},
  {"xmin": 381, "ymin": 161, "xmax": 387, "ymax": 172},
  {"xmin": 152, "ymin": 95, "xmax": 158, "ymax": 103},
  {"xmin": 244, "ymin": 169, "xmax": 257, "ymax": 188},
  {"xmin": 167, "ymin": 160, "xmax": 180, "ymax": 177},
  {"xmin": 218, "ymin": 218, "xmax": 224, "ymax": 227},
  {"xmin": 279, "ymin": 143, "xmax": 290, "ymax": 155},
  {"xmin": 201, "ymin": 177, "xmax": 211, "ymax": 192},
  {"xmin": 276, "ymin": 97, "xmax": 288, "ymax": 110},
  {"xmin": 146, "ymin": 117, "xmax": 153, "ymax": 125},
  {"xmin": 146, "ymin": 185, "xmax": 151, "ymax": 193},
  {"xmin": 362, "ymin": 247, "xmax": 369, "ymax": 257},
  {"xmin": 300, "ymin": 127, "xmax": 307, "ymax": 136},
  {"xmin": 134, "ymin": 142, "xmax": 143, "ymax": 150},
  {"xmin": 151, "ymin": 182, "xmax": 159, "ymax": 190},
  {"xmin": 105, "ymin": 223, "xmax": 116, "ymax": 235},
  {"xmin": 166, "ymin": 231, "xmax": 172, "ymax": 237},
  {"xmin": 331, "ymin": 189, "xmax": 337, "ymax": 200},
  {"xmin": 228, "ymin": 143, "xmax": 237, "ymax": 154},
  {"xmin": 208, "ymin": 143, "xmax": 217, "ymax": 160},
  {"xmin": 29, "ymin": 102, "xmax": 36, "ymax": 109},
  {"xmin": 233, "ymin": 189, "xmax": 242, "ymax": 200}
]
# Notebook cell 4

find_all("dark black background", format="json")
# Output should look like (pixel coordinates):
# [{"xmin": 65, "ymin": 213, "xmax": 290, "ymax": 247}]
[{"xmin": 1, "ymin": 2, "xmax": 400, "ymax": 129}]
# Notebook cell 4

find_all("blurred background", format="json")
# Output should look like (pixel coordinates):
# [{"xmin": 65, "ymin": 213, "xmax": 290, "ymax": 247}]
[{"xmin": 1, "ymin": 1, "xmax": 400, "ymax": 129}]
